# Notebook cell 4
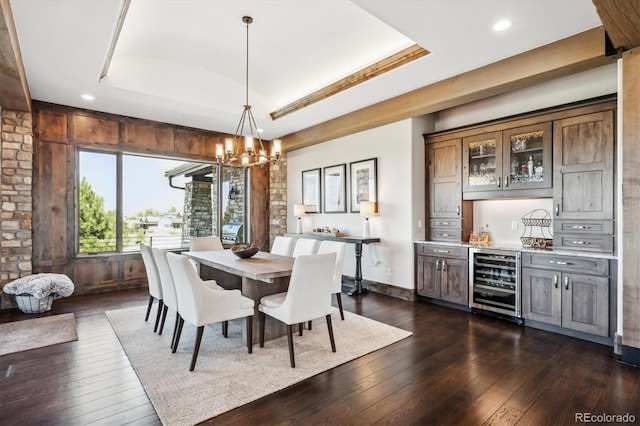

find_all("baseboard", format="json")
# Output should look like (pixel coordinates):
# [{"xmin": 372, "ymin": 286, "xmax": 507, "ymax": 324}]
[
  {"xmin": 621, "ymin": 345, "xmax": 640, "ymax": 367},
  {"xmin": 341, "ymin": 276, "xmax": 415, "ymax": 301},
  {"xmin": 524, "ymin": 319, "xmax": 614, "ymax": 347}
]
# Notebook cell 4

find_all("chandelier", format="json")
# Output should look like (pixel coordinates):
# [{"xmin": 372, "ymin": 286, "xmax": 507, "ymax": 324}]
[{"xmin": 215, "ymin": 16, "xmax": 282, "ymax": 167}]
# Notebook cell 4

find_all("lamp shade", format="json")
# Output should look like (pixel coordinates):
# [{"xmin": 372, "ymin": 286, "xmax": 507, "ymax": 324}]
[
  {"xmin": 294, "ymin": 204, "xmax": 306, "ymax": 217},
  {"xmin": 360, "ymin": 201, "xmax": 376, "ymax": 217}
]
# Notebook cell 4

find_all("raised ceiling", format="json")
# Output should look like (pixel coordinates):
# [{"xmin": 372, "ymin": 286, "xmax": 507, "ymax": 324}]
[{"xmin": 9, "ymin": 0, "xmax": 603, "ymax": 141}]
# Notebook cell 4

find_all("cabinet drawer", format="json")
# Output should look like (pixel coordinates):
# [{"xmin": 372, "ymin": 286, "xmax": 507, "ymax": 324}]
[
  {"xmin": 416, "ymin": 244, "xmax": 468, "ymax": 260},
  {"xmin": 429, "ymin": 229, "xmax": 462, "ymax": 242},
  {"xmin": 555, "ymin": 220, "xmax": 613, "ymax": 235},
  {"xmin": 430, "ymin": 219, "xmax": 462, "ymax": 229},
  {"xmin": 554, "ymin": 234, "xmax": 614, "ymax": 253},
  {"xmin": 522, "ymin": 252, "xmax": 609, "ymax": 275}
]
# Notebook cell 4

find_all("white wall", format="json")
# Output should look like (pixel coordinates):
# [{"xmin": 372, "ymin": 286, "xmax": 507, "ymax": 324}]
[
  {"xmin": 435, "ymin": 63, "xmax": 618, "ymax": 131},
  {"xmin": 287, "ymin": 119, "xmax": 419, "ymax": 289}
]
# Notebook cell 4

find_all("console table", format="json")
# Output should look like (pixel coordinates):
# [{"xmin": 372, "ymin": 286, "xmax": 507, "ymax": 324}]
[{"xmin": 284, "ymin": 233, "xmax": 381, "ymax": 296}]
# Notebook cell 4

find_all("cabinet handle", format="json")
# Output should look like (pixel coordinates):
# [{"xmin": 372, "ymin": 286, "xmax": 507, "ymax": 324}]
[
  {"xmin": 456, "ymin": 205, "xmax": 460, "ymax": 216},
  {"xmin": 554, "ymin": 275, "xmax": 558, "ymax": 289},
  {"xmin": 571, "ymin": 225, "xmax": 589, "ymax": 230},
  {"xmin": 442, "ymin": 260, "xmax": 447, "ymax": 271},
  {"xmin": 549, "ymin": 260, "xmax": 573, "ymax": 266},
  {"xmin": 505, "ymin": 175, "xmax": 509, "ymax": 187},
  {"xmin": 441, "ymin": 222, "xmax": 450, "ymax": 226},
  {"xmin": 435, "ymin": 259, "xmax": 441, "ymax": 271},
  {"xmin": 497, "ymin": 176, "xmax": 501, "ymax": 188},
  {"xmin": 555, "ymin": 204, "xmax": 560, "ymax": 216},
  {"xmin": 441, "ymin": 233, "xmax": 450, "ymax": 237},
  {"xmin": 434, "ymin": 249, "xmax": 450, "ymax": 253},
  {"xmin": 572, "ymin": 241, "xmax": 591, "ymax": 245},
  {"xmin": 564, "ymin": 276, "xmax": 570, "ymax": 290}
]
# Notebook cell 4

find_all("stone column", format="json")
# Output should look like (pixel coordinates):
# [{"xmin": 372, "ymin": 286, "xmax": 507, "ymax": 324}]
[
  {"xmin": 269, "ymin": 153, "xmax": 287, "ymax": 249},
  {"xmin": 0, "ymin": 109, "xmax": 33, "ymax": 307}
]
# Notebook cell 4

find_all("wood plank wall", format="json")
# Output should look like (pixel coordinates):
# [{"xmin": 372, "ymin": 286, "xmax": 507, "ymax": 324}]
[
  {"xmin": 32, "ymin": 102, "xmax": 271, "ymax": 294},
  {"xmin": 622, "ymin": 47, "xmax": 640, "ymax": 350}
]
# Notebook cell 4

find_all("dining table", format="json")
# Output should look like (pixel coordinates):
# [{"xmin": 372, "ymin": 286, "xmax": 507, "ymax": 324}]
[{"xmin": 182, "ymin": 249, "xmax": 295, "ymax": 344}]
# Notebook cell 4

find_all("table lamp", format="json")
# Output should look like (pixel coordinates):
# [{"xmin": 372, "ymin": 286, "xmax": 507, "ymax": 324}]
[
  {"xmin": 360, "ymin": 201, "xmax": 377, "ymax": 238},
  {"xmin": 294, "ymin": 204, "xmax": 306, "ymax": 234}
]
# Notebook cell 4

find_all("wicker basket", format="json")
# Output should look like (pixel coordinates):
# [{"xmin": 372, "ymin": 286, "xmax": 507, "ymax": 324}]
[{"xmin": 15, "ymin": 293, "xmax": 55, "ymax": 313}]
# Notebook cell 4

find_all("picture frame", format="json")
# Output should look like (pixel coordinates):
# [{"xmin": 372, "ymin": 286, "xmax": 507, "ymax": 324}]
[
  {"xmin": 302, "ymin": 168, "xmax": 321, "ymax": 213},
  {"xmin": 350, "ymin": 158, "xmax": 377, "ymax": 213},
  {"xmin": 323, "ymin": 163, "xmax": 346, "ymax": 213}
]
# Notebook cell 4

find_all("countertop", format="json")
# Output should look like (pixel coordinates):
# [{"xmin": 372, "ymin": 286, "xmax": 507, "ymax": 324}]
[{"xmin": 414, "ymin": 240, "xmax": 617, "ymax": 260}]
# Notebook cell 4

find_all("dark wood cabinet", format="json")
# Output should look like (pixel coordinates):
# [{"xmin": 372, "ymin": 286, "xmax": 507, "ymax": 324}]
[
  {"xmin": 426, "ymin": 139, "xmax": 472, "ymax": 242},
  {"xmin": 553, "ymin": 109, "xmax": 615, "ymax": 252},
  {"xmin": 521, "ymin": 252, "xmax": 610, "ymax": 337},
  {"xmin": 462, "ymin": 122, "xmax": 552, "ymax": 198},
  {"xmin": 415, "ymin": 244, "xmax": 468, "ymax": 306}
]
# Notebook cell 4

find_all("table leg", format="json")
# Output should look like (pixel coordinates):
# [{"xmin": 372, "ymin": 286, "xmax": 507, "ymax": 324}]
[{"xmin": 348, "ymin": 242, "xmax": 368, "ymax": 296}]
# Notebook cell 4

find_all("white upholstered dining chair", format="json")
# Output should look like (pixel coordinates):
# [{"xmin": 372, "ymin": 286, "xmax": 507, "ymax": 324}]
[
  {"xmin": 258, "ymin": 252, "xmax": 337, "ymax": 368},
  {"xmin": 291, "ymin": 238, "xmax": 319, "ymax": 257},
  {"xmin": 167, "ymin": 252, "xmax": 255, "ymax": 371},
  {"xmin": 271, "ymin": 236, "xmax": 295, "ymax": 256},
  {"xmin": 189, "ymin": 235, "xmax": 224, "ymax": 251},
  {"xmin": 151, "ymin": 248, "xmax": 223, "ymax": 343},
  {"xmin": 140, "ymin": 243, "xmax": 163, "ymax": 332},
  {"xmin": 317, "ymin": 240, "xmax": 347, "ymax": 320}
]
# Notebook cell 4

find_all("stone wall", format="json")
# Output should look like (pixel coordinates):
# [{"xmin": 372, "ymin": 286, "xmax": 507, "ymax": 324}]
[
  {"xmin": 181, "ymin": 180, "xmax": 213, "ymax": 246},
  {"xmin": 269, "ymin": 152, "xmax": 287, "ymax": 248},
  {"xmin": 0, "ymin": 109, "xmax": 33, "ymax": 304}
]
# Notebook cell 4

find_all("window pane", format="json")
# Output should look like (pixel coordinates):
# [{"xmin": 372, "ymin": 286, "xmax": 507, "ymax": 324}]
[
  {"xmin": 221, "ymin": 166, "xmax": 246, "ymax": 244},
  {"xmin": 123, "ymin": 156, "xmax": 192, "ymax": 251},
  {"xmin": 78, "ymin": 151, "xmax": 117, "ymax": 253}
]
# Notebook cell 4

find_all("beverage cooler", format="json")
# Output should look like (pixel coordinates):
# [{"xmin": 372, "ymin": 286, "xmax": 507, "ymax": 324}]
[{"xmin": 469, "ymin": 248, "xmax": 522, "ymax": 322}]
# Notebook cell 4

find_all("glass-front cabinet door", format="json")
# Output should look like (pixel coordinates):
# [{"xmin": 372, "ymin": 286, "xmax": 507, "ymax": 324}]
[
  {"xmin": 503, "ymin": 122, "xmax": 552, "ymax": 190},
  {"xmin": 463, "ymin": 132, "xmax": 503, "ymax": 192}
]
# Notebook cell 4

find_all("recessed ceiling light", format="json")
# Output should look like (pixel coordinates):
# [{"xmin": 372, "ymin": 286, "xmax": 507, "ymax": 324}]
[
  {"xmin": 493, "ymin": 20, "xmax": 512, "ymax": 32},
  {"xmin": 81, "ymin": 94, "xmax": 95, "ymax": 101}
]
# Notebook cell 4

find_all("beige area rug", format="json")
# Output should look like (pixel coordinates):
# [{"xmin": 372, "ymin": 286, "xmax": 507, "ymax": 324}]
[
  {"xmin": 106, "ymin": 305, "xmax": 412, "ymax": 425},
  {"xmin": 0, "ymin": 313, "xmax": 78, "ymax": 356}
]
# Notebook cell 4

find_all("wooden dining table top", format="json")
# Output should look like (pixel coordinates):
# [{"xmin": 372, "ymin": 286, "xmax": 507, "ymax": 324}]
[{"xmin": 183, "ymin": 250, "xmax": 295, "ymax": 283}]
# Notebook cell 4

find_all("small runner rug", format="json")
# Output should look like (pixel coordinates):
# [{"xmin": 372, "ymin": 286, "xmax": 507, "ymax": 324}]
[
  {"xmin": 0, "ymin": 313, "xmax": 78, "ymax": 356},
  {"xmin": 106, "ymin": 305, "xmax": 411, "ymax": 425}
]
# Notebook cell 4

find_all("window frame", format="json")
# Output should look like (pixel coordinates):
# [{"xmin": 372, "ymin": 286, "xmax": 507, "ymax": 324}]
[{"xmin": 76, "ymin": 148, "xmax": 249, "ymax": 256}]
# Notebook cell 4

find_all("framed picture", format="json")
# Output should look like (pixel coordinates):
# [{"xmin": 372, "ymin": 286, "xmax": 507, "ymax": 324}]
[
  {"xmin": 302, "ymin": 168, "xmax": 321, "ymax": 213},
  {"xmin": 323, "ymin": 163, "xmax": 346, "ymax": 213},
  {"xmin": 350, "ymin": 158, "xmax": 377, "ymax": 213}
]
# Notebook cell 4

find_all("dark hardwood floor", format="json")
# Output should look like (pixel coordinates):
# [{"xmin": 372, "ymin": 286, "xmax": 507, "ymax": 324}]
[{"xmin": 1, "ymin": 288, "xmax": 638, "ymax": 425}]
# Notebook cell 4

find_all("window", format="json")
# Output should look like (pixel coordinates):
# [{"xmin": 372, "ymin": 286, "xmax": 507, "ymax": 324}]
[{"xmin": 77, "ymin": 150, "xmax": 247, "ymax": 254}]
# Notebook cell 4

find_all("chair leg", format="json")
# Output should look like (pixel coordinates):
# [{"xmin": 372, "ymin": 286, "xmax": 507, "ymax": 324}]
[
  {"xmin": 326, "ymin": 314, "xmax": 336, "ymax": 353},
  {"xmin": 259, "ymin": 311, "xmax": 265, "ymax": 348},
  {"xmin": 287, "ymin": 324, "xmax": 295, "ymax": 368},
  {"xmin": 190, "ymin": 326, "xmax": 204, "ymax": 371},
  {"xmin": 145, "ymin": 296, "xmax": 154, "ymax": 321},
  {"xmin": 172, "ymin": 316, "xmax": 184, "ymax": 353},
  {"xmin": 336, "ymin": 293, "xmax": 345, "ymax": 320},
  {"xmin": 158, "ymin": 305, "xmax": 169, "ymax": 335},
  {"xmin": 171, "ymin": 313, "xmax": 180, "ymax": 349},
  {"xmin": 308, "ymin": 320, "xmax": 312, "ymax": 330},
  {"xmin": 298, "ymin": 323, "xmax": 303, "ymax": 336},
  {"xmin": 222, "ymin": 321, "xmax": 228, "ymax": 338},
  {"xmin": 247, "ymin": 316, "xmax": 253, "ymax": 354},
  {"xmin": 153, "ymin": 299, "xmax": 164, "ymax": 332}
]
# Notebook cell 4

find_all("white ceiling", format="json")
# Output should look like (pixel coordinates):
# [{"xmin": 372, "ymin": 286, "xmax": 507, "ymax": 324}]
[{"xmin": 10, "ymin": 0, "xmax": 602, "ymax": 141}]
